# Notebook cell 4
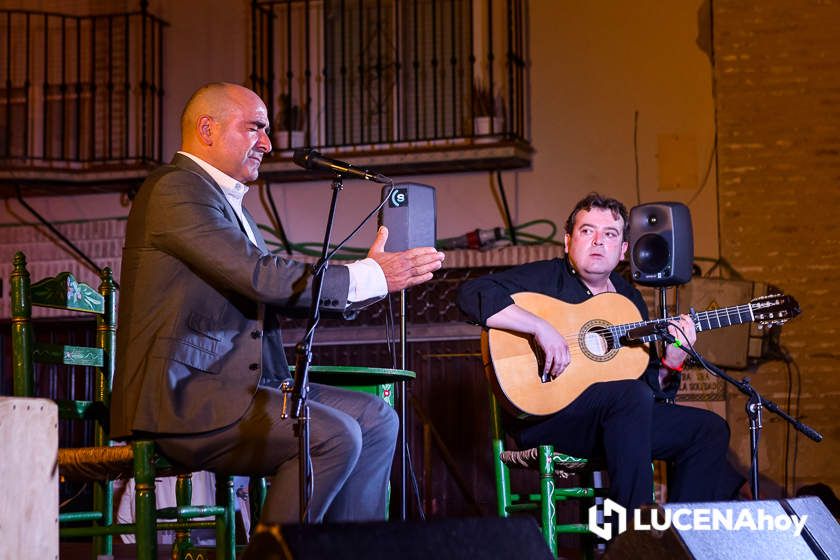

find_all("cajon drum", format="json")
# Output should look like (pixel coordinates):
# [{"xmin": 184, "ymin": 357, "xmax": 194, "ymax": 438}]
[{"xmin": 0, "ymin": 397, "xmax": 58, "ymax": 560}]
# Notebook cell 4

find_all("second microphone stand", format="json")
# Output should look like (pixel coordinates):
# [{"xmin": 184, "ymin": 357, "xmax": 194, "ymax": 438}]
[{"xmin": 656, "ymin": 323, "xmax": 823, "ymax": 499}]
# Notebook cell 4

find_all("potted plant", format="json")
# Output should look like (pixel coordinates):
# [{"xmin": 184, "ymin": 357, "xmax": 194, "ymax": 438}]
[
  {"xmin": 471, "ymin": 79, "xmax": 504, "ymax": 138},
  {"xmin": 275, "ymin": 93, "xmax": 305, "ymax": 149}
]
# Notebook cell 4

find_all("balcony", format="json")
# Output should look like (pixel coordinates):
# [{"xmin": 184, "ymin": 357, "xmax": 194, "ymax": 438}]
[
  {"xmin": 0, "ymin": 1, "xmax": 531, "ymax": 196},
  {"xmin": 0, "ymin": 5, "xmax": 166, "ymax": 196},
  {"xmin": 250, "ymin": 0, "xmax": 532, "ymax": 181}
]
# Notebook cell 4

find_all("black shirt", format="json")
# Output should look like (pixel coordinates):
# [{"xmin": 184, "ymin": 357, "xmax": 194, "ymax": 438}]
[{"xmin": 457, "ymin": 257, "xmax": 677, "ymax": 401}]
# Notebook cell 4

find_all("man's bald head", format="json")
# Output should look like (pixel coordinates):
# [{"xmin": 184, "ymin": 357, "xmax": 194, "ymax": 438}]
[
  {"xmin": 179, "ymin": 82, "xmax": 271, "ymax": 182},
  {"xmin": 181, "ymin": 83, "xmax": 255, "ymax": 143}
]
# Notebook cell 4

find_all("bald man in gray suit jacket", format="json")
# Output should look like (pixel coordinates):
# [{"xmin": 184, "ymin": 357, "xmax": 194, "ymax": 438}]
[{"xmin": 110, "ymin": 82, "xmax": 444, "ymax": 524}]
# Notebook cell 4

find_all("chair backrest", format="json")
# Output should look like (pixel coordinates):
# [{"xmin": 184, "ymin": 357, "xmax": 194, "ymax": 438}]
[
  {"xmin": 9, "ymin": 252, "xmax": 237, "ymax": 560},
  {"xmin": 10, "ymin": 252, "xmax": 121, "ymax": 556},
  {"xmin": 11, "ymin": 252, "xmax": 116, "ymax": 447},
  {"xmin": 481, "ymin": 328, "xmax": 517, "ymax": 519}
]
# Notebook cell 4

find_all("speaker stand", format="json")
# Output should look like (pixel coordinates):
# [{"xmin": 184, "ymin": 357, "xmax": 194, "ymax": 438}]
[
  {"xmin": 657, "ymin": 286, "xmax": 668, "ymax": 319},
  {"xmin": 398, "ymin": 288, "xmax": 408, "ymax": 520},
  {"xmin": 655, "ymin": 284, "xmax": 670, "ymax": 504}
]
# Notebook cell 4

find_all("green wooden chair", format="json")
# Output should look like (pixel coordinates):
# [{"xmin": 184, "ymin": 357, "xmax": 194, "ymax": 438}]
[
  {"xmin": 488, "ymin": 391, "xmax": 601, "ymax": 558},
  {"xmin": 9, "ymin": 252, "xmax": 236, "ymax": 560},
  {"xmin": 481, "ymin": 329, "xmax": 603, "ymax": 558}
]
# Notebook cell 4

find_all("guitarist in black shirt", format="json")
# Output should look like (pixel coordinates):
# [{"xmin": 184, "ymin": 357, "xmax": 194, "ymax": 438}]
[{"xmin": 458, "ymin": 193, "xmax": 744, "ymax": 511}]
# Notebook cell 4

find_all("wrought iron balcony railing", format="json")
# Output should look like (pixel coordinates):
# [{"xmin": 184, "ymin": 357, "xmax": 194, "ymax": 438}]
[
  {"xmin": 0, "ymin": 5, "xmax": 166, "ymax": 194},
  {"xmin": 250, "ymin": 0, "xmax": 532, "ymax": 180}
]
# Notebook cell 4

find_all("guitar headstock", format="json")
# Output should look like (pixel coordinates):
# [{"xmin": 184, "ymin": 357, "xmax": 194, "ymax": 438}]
[{"xmin": 749, "ymin": 293, "xmax": 801, "ymax": 328}]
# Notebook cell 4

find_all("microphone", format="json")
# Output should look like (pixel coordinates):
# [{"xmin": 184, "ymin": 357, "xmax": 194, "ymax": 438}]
[
  {"xmin": 293, "ymin": 148, "xmax": 391, "ymax": 184},
  {"xmin": 623, "ymin": 322, "xmax": 667, "ymax": 343}
]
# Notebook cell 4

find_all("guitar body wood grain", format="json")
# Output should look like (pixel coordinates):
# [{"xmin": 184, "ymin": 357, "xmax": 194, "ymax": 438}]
[{"xmin": 482, "ymin": 292, "xmax": 651, "ymax": 417}]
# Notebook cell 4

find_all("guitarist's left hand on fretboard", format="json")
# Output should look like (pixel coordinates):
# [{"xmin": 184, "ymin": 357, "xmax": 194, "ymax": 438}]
[{"xmin": 661, "ymin": 314, "xmax": 698, "ymax": 368}]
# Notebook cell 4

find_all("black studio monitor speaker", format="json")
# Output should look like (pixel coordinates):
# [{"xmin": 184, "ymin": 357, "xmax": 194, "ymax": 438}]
[
  {"xmin": 378, "ymin": 183, "xmax": 437, "ymax": 252},
  {"xmin": 629, "ymin": 202, "xmax": 693, "ymax": 286},
  {"xmin": 241, "ymin": 517, "xmax": 553, "ymax": 560},
  {"xmin": 604, "ymin": 497, "xmax": 840, "ymax": 560}
]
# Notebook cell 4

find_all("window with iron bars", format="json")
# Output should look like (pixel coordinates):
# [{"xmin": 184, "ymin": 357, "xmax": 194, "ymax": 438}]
[
  {"xmin": 0, "ymin": 7, "xmax": 164, "ymax": 168},
  {"xmin": 251, "ymin": 0, "xmax": 527, "ymax": 155}
]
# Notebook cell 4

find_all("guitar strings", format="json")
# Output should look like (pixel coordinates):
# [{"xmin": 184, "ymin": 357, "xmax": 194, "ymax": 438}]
[
  {"xmin": 551, "ymin": 303, "xmax": 755, "ymax": 344},
  {"xmin": 529, "ymin": 303, "xmax": 758, "ymax": 362}
]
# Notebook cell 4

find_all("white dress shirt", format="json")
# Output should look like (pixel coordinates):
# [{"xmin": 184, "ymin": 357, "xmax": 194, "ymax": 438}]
[{"xmin": 178, "ymin": 151, "xmax": 387, "ymax": 304}]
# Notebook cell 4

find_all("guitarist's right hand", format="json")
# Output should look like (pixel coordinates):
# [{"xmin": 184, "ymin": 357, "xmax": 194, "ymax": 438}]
[
  {"xmin": 486, "ymin": 303, "xmax": 571, "ymax": 380},
  {"xmin": 533, "ymin": 320, "xmax": 571, "ymax": 379}
]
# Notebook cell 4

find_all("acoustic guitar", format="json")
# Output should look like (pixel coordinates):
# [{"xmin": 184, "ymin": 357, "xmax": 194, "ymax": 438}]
[{"xmin": 482, "ymin": 291, "xmax": 800, "ymax": 417}]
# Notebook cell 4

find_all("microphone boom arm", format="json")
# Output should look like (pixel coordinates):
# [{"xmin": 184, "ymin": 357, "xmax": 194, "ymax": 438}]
[{"xmin": 292, "ymin": 148, "xmax": 391, "ymax": 184}]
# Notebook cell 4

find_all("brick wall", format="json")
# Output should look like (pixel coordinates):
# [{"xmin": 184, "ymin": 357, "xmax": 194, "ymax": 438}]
[{"xmin": 713, "ymin": 0, "xmax": 840, "ymax": 497}]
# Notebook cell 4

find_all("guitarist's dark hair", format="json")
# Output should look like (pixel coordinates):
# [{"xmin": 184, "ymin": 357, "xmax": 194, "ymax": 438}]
[{"xmin": 565, "ymin": 193, "xmax": 630, "ymax": 240}]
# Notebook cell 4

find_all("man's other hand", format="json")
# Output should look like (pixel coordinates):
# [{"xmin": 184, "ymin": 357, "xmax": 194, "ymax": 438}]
[
  {"xmin": 662, "ymin": 314, "xmax": 697, "ymax": 369},
  {"xmin": 367, "ymin": 226, "xmax": 445, "ymax": 292}
]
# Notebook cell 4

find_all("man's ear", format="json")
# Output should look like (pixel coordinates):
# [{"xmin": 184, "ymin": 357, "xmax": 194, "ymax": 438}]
[{"xmin": 197, "ymin": 115, "xmax": 215, "ymax": 145}]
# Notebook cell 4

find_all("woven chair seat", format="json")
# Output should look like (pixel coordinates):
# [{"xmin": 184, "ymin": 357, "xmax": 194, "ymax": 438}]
[
  {"xmin": 59, "ymin": 445, "xmax": 135, "ymax": 481},
  {"xmin": 58, "ymin": 445, "xmax": 182, "ymax": 481},
  {"xmin": 499, "ymin": 447, "xmax": 590, "ymax": 479}
]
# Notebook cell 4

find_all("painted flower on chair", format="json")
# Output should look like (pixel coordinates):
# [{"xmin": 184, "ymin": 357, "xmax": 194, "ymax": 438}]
[{"xmin": 68, "ymin": 279, "xmax": 82, "ymax": 302}]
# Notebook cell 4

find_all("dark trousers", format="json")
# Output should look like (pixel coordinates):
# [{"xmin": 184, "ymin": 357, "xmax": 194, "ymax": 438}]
[
  {"xmin": 155, "ymin": 383, "xmax": 398, "ymax": 524},
  {"xmin": 516, "ymin": 379, "xmax": 744, "ymax": 511}
]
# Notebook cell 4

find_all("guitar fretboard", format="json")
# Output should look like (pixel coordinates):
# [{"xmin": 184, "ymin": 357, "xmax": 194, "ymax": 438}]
[
  {"xmin": 609, "ymin": 304, "xmax": 755, "ymax": 344},
  {"xmin": 693, "ymin": 305, "xmax": 755, "ymax": 331}
]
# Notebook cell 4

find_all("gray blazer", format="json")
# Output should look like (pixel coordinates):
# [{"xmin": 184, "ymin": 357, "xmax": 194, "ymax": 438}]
[{"xmin": 110, "ymin": 154, "xmax": 349, "ymax": 439}]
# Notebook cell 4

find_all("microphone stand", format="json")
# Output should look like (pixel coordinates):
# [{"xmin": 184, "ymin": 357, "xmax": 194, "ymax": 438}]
[
  {"xmin": 656, "ymin": 324, "xmax": 823, "ymax": 499},
  {"xmin": 283, "ymin": 175, "xmax": 344, "ymax": 524}
]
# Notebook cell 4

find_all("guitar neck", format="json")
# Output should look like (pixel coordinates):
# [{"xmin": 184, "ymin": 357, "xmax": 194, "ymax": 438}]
[
  {"xmin": 693, "ymin": 304, "xmax": 755, "ymax": 332},
  {"xmin": 614, "ymin": 303, "xmax": 755, "ymax": 343}
]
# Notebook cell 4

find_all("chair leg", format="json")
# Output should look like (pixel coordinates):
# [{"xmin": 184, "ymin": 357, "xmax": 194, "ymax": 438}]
[
  {"xmin": 581, "ymin": 469, "xmax": 599, "ymax": 560},
  {"xmin": 538, "ymin": 445, "xmax": 558, "ymax": 558},
  {"xmin": 92, "ymin": 479, "xmax": 113, "ymax": 558},
  {"xmin": 491, "ymin": 437, "xmax": 513, "ymax": 518},
  {"xmin": 133, "ymin": 442, "xmax": 158, "ymax": 560},
  {"xmin": 172, "ymin": 474, "xmax": 194, "ymax": 560},
  {"xmin": 214, "ymin": 475, "xmax": 236, "ymax": 560},
  {"xmin": 248, "ymin": 477, "xmax": 268, "ymax": 536}
]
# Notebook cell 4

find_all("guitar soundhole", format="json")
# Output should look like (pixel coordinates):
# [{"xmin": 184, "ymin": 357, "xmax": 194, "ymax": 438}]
[{"xmin": 579, "ymin": 319, "xmax": 619, "ymax": 363}]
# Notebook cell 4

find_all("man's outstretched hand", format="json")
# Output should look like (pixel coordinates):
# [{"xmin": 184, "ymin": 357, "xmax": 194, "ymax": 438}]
[{"xmin": 367, "ymin": 226, "xmax": 445, "ymax": 292}]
